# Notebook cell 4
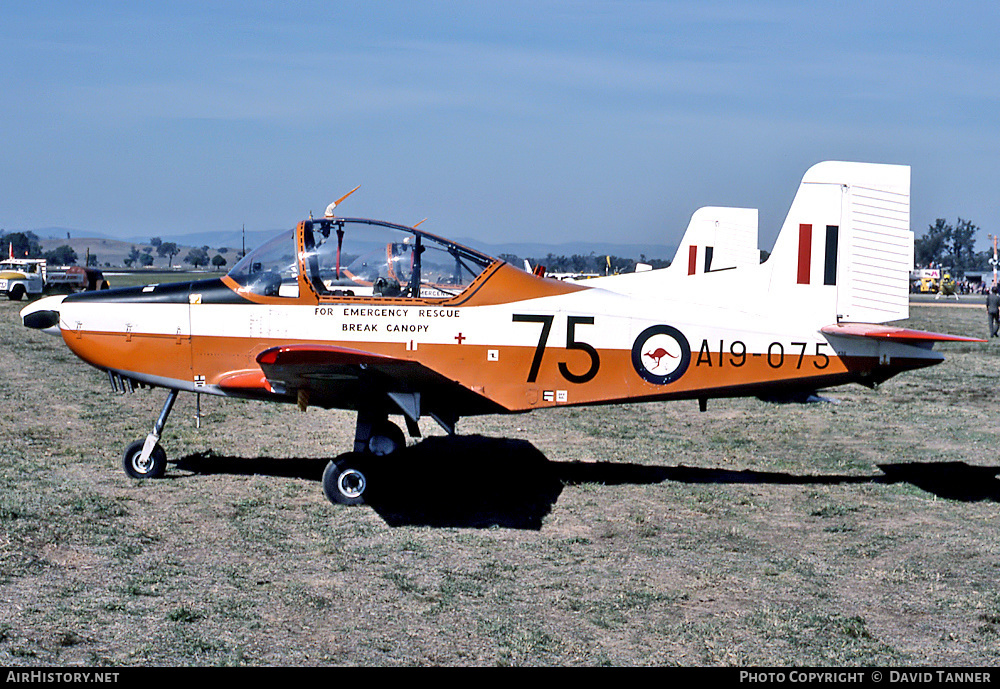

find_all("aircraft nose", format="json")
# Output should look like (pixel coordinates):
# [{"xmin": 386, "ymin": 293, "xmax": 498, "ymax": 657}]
[{"xmin": 20, "ymin": 295, "xmax": 66, "ymax": 336}]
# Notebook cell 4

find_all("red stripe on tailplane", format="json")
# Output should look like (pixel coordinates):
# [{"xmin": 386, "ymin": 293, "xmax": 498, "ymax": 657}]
[{"xmin": 821, "ymin": 323, "xmax": 986, "ymax": 343}]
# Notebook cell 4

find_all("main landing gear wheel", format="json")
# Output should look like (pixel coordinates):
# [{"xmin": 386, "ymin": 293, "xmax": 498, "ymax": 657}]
[
  {"xmin": 122, "ymin": 439, "xmax": 167, "ymax": 479},
  {"xmin": 323, "ymin": 453, "xmax": 369, "ymax": 506}
]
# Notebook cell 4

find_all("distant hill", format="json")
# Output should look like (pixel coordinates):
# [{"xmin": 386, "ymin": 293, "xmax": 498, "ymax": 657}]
[
  {"xmin": 37, "ymin": 237, "xmax": 235, "ymax": 271},
  {"xmin": 32, "ymin": 227, "xmax": 116, "ymax": 241},
  {"xmin": 121, "ymin": 229, "xmax": 278, "ymax": 254},
  {"xmin": 39, "ymin": 237, "xmax": 138, "ymax": 267}
]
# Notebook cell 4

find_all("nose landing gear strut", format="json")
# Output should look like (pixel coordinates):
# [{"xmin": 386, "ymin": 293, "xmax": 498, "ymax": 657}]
[{"xmin": 121, "ymin": 389, "xmax": 177, "ymax": 479}]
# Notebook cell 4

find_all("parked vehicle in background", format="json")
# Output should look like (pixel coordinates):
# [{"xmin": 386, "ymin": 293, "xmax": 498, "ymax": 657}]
[
  {"xmin": 0, "ymin": 256, "xmax": 109, "ymax": 301},
  {"xmin": 0, "ymin": 257, "xmax": 46, "ymax": 300}
]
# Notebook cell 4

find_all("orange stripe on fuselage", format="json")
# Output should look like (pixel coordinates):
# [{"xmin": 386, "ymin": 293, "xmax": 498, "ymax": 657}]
[
  {"xmin": 63, "ymin": 330, "xmax": 192, "ymax": 382},
  {"xmin": 65, "ymin": 320, "xmax": 919, "ymax": 413}
]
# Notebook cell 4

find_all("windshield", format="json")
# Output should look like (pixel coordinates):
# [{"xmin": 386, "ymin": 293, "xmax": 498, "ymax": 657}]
[
  {"xmin": 227, "ymin": 229, "xmax": 300, "ymax": 297},
  {"xmin": 0, "ymin": 260, "xmax": 40, "ymax": 274}
]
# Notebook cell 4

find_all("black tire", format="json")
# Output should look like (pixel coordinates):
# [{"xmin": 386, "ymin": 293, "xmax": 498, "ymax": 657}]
[
  {"xmin": 322, "ymin": 453, "xmax": 369, "ymax": 506},
  {"xmin": 8, "ymin": 284, "xmax": 25, "ymax": 301},
  {"xmin": 122, "ymin": 438, "xmax": 167, "ymax": 479},
  {"xmin": 368, "ymin": 420, "xmax": 406, "ymax": 456}
]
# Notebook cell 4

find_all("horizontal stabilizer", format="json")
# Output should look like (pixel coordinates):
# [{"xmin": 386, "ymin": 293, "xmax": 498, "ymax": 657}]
[{"xmin": 821, "ymin": 323, "xmax": 985, "ymax": 343}]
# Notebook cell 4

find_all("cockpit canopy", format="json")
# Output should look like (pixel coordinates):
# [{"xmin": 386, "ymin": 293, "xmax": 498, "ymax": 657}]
[{"xmin": 227, "ymin": 218, "xmax": 496, "ymax": 299}]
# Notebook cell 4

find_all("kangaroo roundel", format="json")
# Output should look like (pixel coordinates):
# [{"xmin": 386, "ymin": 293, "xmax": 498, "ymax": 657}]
[{"xmin": 631, "ymin": 325, "xmax": 691, "ymax": 385}]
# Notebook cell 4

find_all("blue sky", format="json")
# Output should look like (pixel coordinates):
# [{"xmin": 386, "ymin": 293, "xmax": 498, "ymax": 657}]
[{"xmin": 2, "ymin": 1, "xmax": 998, "ymax": 253}]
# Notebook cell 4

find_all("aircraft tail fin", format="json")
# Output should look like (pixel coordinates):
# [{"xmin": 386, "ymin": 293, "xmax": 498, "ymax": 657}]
[
  {"xmin": 670, "ymin": 207, "xmax": 759, "ymax": 275},
  {"xmin": 767, "ymin": 161, "xmax": 912, "ymax": 324}
]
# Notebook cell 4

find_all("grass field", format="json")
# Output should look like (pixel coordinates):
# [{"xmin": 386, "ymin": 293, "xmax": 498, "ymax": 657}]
[{"xmin": 1, "ymin": 295, "xmax": 998, "ymax": 666}]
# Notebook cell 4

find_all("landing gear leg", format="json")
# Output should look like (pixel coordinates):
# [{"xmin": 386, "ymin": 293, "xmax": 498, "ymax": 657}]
[
  {"xmin": 323, "ymin": 406, "xmax": 407, "ymax": 506},
  {"xmin": 353, "ymin": 407, "xmax": 406, "ymax": 456},
  {"xmin": 122, "ymin": 389, "xmax": 177, "ymax": 479},
  {"xmin": 352, "ymin": 407, "xmax": 375, "ymax": 455}
]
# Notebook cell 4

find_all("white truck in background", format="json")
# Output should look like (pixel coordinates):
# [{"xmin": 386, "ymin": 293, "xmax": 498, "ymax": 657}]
[
  {"xmin": 0, "ymin": 257, "xmax": 108, "ymax": 300},
  {"xmin": 0, "ymin": 258, "xmax": 46, "ymax": 300}
]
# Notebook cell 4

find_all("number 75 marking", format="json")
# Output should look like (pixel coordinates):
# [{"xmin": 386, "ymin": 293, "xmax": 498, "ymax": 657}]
[{"xmin": 512, "ymin": 314, "xmax": 600, "ymax": 384}]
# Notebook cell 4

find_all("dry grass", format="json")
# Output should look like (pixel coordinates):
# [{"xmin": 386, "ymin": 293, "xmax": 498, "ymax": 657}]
[{"xmin": 1, "ymin": 296, "xmax": 998, "ymax": 666}]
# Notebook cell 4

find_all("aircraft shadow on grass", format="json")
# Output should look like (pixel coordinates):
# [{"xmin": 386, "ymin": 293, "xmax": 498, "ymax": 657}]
[{"xmin": 173, "ymin": 434, "xmax": 1000, "ymax": 530}]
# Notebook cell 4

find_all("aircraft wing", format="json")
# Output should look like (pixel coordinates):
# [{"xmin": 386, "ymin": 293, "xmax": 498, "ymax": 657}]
[
  {"xmin": 820, "ymin": 323, "xmax": 986, "ymax": 344},
  {"xmin": 243, "ymin": 344, "xmax": 501, "ymax": 421},
  {"xmin": 214, "ymin": 346, "xmax": 420, "ymax": 395},
  {"xmin": 255, "ymin": 344, "xmax": 445, "ymax": 394}
]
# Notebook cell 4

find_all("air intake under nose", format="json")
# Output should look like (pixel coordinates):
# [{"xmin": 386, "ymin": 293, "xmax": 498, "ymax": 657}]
[
  {"xmin": 22, "ymin": 308, "xmax": 59, "ymax": 330},
  {"xmin": 19, "ymin": 294, "xmax": 66, "ymax": 336}
]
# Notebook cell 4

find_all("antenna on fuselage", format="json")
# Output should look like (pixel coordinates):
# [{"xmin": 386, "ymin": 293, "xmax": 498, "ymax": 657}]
[{"xmin": 325, "ymin": 185, "xmax": 361, "ymax": 218}]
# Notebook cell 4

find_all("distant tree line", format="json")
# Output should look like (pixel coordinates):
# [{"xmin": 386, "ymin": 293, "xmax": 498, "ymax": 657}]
[
  {"xmin": 498, "ymin": 252, "xmax": 671, "ymax": 275},
  {"xmin": 1, "ymin": 229, "xmax": 235, "ymax": 270},
  {"xmin": 122, "ymin": 239, "xmax": 231, "ymax": 270},
  {"xmin": 123, "ymin": 246, "xmax": 154, "ymax": 267},
  {"xmin": 2, "ymin": 230, "xmax": 43, "ymax": 259},
  {"xmin": 1, "ymin": 230, "xmax": 81, "ymax": 265},
  {"xmin": 915, "ymin": 218, "xmax": 995, "ymax": 273}
]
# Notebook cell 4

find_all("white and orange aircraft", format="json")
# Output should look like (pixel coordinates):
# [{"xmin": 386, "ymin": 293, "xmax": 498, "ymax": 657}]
[{"xmin": 21, "ymin": 161, "xmax": 980, "ymax": 506}]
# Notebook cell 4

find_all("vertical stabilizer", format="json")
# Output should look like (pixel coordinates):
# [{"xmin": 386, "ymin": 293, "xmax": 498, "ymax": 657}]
[
  {"xmin": 768, "ymin": 161, "xmax": 911, "ymax": 324},
  {"xmin": 670, "ymin": 207, "xmax": 759, "ymax": 275}
]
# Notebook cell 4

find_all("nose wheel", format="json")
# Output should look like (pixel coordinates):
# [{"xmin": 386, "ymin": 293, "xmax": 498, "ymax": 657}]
[
  {"xmin": 121, "ymin": 388, "xmax": 177, "ymax": 480},
  {"xmin": 122, "ymin": 439, "xmax": 167, "ymax": 479}
]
